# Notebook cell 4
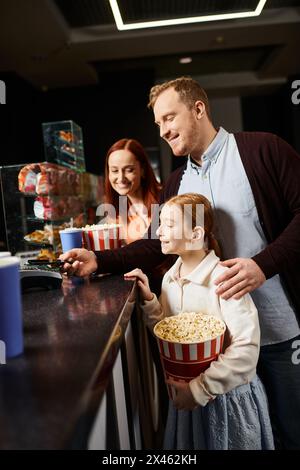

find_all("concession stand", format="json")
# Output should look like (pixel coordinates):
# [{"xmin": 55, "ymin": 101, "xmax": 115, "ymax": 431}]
[{"xmin": 0, "ymin": 121, "xmax": 161, "ymax": 450}]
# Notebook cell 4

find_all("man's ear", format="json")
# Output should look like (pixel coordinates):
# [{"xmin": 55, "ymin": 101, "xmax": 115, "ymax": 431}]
[
  {"xmin": 194, "ymin": 100, "xmax": 205, "ymax": 120},
  {"xmin": 192, "ymin": 226, "xmax": 205, "ymax": 241}
]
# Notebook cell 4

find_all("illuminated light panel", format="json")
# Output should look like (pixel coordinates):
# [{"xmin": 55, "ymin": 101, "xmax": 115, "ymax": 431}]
[
  {"xmin": 179, "ymin": 57, "xmax": 192, "ymax": 64},
  {"xmin": 109, "ymin": 0, "xmax": 267, "ymax": 31}
]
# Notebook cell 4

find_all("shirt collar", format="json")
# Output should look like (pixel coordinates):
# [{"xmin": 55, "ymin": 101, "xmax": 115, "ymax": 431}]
[
  {"xmin": 166, "ymin": 250, "xmax": 220, "ymax": 286},
  {"xmin": 187, "ymin": 127, "xmax": 229, "ymax": 171}
]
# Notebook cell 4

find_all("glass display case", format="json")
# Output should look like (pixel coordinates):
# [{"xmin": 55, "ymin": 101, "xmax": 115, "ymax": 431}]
[
  {"xmin": 0, "ymin": 163, "xmax": 103, "ymax": 261},
  {"xmin": 42, "ymin": 120, "xmax": 86, "ymax": 173}
]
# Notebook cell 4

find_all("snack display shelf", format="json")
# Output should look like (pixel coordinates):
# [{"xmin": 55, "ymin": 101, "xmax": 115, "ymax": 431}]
[
  {"xmin": 53, "ymin": 158, "xmax": 85, "ymax": 171},
  {"xmin": 56, "ymin": 136, "xmax": 83, "ymax": 149},
  {"xmin": 15, "ymin": 191, "xmax": 36, "ymax": 197},
  {"xmin": 53, "ymin": 146, "xmax": 76, "ymax": 158},
  {"xmin": 1, "ymin": 161, "xmax": 103, "ymax": 257},
  {"xmin": 17, "ymin": 191, "xmax": 83, "ymax": 199},
  {"xmin": 22, "ymin": 216, "xmax": 71, "ymax": 224},
  {"xmin": 23, "ymin": 239, "xmax": 52, "ymax": 247},
  {"xmin": 16, "ymin": 191, "xmax": 83, "ymax": 198}
]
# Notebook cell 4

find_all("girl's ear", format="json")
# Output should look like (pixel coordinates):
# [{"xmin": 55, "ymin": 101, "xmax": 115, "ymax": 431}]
[{"xmin": 192, "ymin": 226, "xmax": 205, "ymax": 242}]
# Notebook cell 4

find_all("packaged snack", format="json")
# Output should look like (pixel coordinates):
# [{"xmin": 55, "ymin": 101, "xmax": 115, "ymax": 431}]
[
  {"xmin": 18, "ymin": 164, "xmax": 39, "ymax": 193},
  {"xmin": 33, "ymin": 196, "xmax": 84, "ymax": 220}
]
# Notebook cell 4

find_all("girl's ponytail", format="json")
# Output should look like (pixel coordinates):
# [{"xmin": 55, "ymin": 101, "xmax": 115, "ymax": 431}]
[{"xmin": 206, "ymin": 232, "xmax": 222, "ymax": 259}]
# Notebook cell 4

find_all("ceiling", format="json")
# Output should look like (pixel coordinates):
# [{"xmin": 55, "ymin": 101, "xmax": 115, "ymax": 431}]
[{"xmin": 0, "ymin": 0, "xmax": 300, "ymax": 96}]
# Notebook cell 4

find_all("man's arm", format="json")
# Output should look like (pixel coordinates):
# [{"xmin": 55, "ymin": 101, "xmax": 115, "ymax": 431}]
[
  {"xmin": 95, "ymin": 237, "xmax": 164, "ymax": 274},
  {"xmin": 215, "ymin": 134, "xmax": 300, "ymax": 299},
  {"xmin": 252, "ymin": 135, "xmax": 300, "ymax": 276},
  {"xmin": 60, "ymin": 165, "xmax": 185, "ymax": 277}
]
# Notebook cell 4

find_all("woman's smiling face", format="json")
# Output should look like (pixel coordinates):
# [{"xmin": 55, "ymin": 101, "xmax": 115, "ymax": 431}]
[{"xmin": 108, "ymin": 149, "xmax": 143, "ymax": 197}]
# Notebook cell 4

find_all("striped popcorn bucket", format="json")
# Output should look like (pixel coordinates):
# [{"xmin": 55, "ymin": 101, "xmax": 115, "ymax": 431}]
[
  {"xmin": 82, "ymin": 224, "xmax": 122, "ymax": 251},
  {"xmin": 154, "ymin": 318, "xmax": 225, "ymax": 400}
]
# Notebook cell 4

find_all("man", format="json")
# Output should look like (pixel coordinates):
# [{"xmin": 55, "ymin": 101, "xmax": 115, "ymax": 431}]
[{"xmin": 61, "ymin": 77, "xmax": 300, "ymax": 449}]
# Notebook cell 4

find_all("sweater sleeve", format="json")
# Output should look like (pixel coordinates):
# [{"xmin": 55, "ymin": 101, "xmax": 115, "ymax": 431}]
[
  {"xmin": 189, "ymin": 293, "xmax": 260, "ymax": 407},
  {"xmin": 252, "ymin": 135, "xmax": 300, "ymax": 278},
  {"xmin": 139, "ymin": 293, "xmax": 165, "ymax": 331},
  {"xmin": 95, "ymin": 238, "xmax": 164, "ymax": 274}
]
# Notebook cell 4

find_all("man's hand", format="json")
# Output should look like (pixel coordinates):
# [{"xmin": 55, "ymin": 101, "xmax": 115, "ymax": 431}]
[
  {"xmin": 214, "ymin": 258, "xmax": 266, "ymax": 300},
  {"xmin": 59, "ymin": 248, "xmax": 98, "ymax": 277},
  {"xmin": 166, "ymin": 379, "xmax": 198, "ymax": 411}
]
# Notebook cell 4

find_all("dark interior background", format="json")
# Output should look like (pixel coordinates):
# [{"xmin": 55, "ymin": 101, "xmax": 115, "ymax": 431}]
[
  {"xmin": 1, "ymin": 0, "xmax": 300, "ymax": 247},
  {"xmin": 1, "ymin": 71, "xmax": 299, "ymax": 173},
  {"xmin": 0, "ymin": 69, "xmax": 157, "ymax": 174}
]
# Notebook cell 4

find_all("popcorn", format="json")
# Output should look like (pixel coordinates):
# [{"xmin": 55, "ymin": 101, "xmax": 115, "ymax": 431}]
[
  {"xmin": 154, "ymin": 312, "xmax": 225, "ymax": 343},
  {"xmin": 81, "ymin": 223, "xmax": 122, "ymax": 251},
  {"xmin": 153, "ymin": 312, "xmax": 226, "ymax": 400}
]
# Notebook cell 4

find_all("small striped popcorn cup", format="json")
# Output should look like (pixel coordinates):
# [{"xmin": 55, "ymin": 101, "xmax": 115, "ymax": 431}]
[
  {"xmin": 153, "ymin": 312, "xmax": 226, "ymax": 400},
  {"xmin": 82, "ymin": 224, "xmax": 122, "ymax": 251}
]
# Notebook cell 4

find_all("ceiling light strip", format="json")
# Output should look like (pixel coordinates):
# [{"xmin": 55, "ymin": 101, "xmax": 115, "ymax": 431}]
[{"xmin": 109, "ymin": 0, "xmax": 267, "ymax": 31}]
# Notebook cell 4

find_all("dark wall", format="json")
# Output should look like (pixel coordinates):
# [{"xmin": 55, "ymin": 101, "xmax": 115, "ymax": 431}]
[
  {"xmin": 289, "ymin": 76, "xmax": 300, "ymax": 153},
  {"xmin": 38, "ymin": 69, "xmax": 158, "ymax": 174},
  {"xmin": 0, "ymin": 69, "xmax": 159, "ymax": 248},
  {"xmin": 0, "ymin": 73, "xmax": 44, "ymax": 167},
  {"xmin": 0, "ymin": 70, "xmax": 158, "ymax": 174},
  {"xmin": 241, "ymin": 77, "xmax": 300, "ymax": 152},
  {"xmin": 173, "ymin": 78, "xmax": 300, "ymax": 172}
]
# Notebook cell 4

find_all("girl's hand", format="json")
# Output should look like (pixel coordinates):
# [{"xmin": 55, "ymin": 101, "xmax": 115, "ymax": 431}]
[
  {"xmin": 166, "ymin": 379, "xmax": 198, "ymax": 411},
  {"xmin": 124, "ymin": 268, "xmax": 154, "ymax": 302}
]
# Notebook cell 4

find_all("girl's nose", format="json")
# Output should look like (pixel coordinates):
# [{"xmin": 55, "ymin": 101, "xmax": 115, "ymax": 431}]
[{"xmin": 156, "ymin": 226, "xmax": 161, "ymax": 237}]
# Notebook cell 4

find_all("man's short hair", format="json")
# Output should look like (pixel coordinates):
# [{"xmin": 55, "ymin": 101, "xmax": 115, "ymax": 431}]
[{"xmin": 148, "ymin": 76, "xmax": 211, "ymax": 120}]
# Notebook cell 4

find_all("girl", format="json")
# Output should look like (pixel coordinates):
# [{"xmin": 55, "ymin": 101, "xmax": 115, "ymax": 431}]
[
  {"xmin": 104, "ymin": 138, "xmax": 161, "ymax": 244},
  {"xmin": 124, "ymin": 193, "xmax": 274, "ymax": 450}
]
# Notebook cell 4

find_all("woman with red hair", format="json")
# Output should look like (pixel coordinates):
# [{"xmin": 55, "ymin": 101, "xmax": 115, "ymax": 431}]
[{"xmin": 104, "ymin": 138, "xmax": 161, "ymax": 244}]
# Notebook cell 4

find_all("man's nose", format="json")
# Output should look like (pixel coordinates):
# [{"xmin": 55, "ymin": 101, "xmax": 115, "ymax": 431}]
[{"xmin": 160, "ymin": 123, "xmax": 169, "ymax": 139}]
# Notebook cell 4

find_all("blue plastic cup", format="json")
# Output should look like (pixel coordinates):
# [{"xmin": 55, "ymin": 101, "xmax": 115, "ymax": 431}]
[
  {"xmin": 59, "ymin": 228, "xmax": 83, "ymax": 253},
  {"xmin": 0, "ymin": 256, "xmax": 24, "ymax": 359}
]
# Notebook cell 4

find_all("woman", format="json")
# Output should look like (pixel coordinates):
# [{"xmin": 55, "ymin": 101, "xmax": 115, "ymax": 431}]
[{"xmin": 104, "ymin": 138, "xmax": 161, "ymax": 244}]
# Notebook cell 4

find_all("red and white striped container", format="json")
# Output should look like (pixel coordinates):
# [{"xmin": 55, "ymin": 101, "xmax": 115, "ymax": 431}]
[
  {"xmin": 82, "ymin": 224, "xmax": 122, "ymax": 251},
  {"xmin": 154, "ymin": 315, "xmax": 226, "ymax": 400}
]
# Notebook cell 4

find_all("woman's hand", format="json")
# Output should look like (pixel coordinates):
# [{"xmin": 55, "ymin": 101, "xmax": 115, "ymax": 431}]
[
  {"xmin": 166, "ymin": 379, "xmax": 198, "ymax": 411},
  {"xmin": 59, "ymin": 248, "xmax": 98, "ymax": 277},
  {"xmin": 124, "ymin": 268, "xmax": 154, "ymax": 302}
]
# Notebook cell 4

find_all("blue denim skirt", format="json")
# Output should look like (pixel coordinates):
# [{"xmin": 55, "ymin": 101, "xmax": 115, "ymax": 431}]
[{"xmin": 164, "ymin": 375, "xmax": 274, "ymax": 450}]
